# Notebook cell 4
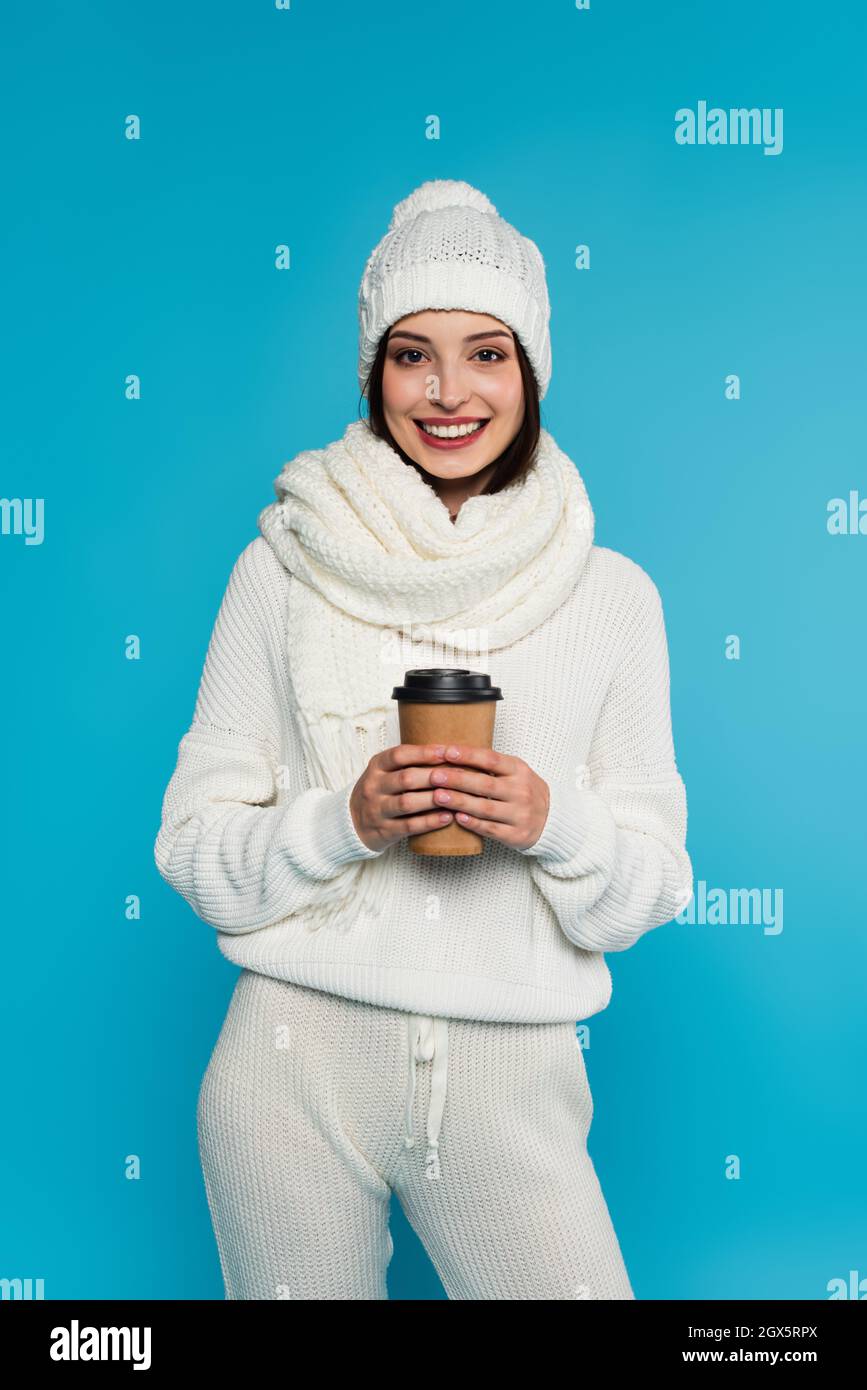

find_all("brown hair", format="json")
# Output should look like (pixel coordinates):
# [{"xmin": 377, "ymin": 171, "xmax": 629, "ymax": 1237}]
[{"xmin": 357, "ymin": 325, "xmax": 542, "ymax": 495}]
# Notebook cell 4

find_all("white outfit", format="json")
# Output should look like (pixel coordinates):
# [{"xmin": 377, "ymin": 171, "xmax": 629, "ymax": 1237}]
[
  {"xmin": 155, "ymin": 178, "xmax": 691, "ymax": 1296},
  {"xmin": 196, "ymin": 968, "xmax": 636, "ymax": 1300},
  {"xmin": 154, "ymin": 416, "xmax": 692, "ymax": 1197}
]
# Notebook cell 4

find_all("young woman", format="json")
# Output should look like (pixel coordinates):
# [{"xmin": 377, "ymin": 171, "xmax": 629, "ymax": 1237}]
[{"xmin": 154, "ymin": 179, "xmax": 693, "ymax": 1301}]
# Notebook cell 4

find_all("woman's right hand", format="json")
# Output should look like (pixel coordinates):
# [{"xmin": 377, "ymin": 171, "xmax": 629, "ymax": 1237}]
[{"xmin": 349, "ymin": 743, "xmax": 455, "ymax": 851}]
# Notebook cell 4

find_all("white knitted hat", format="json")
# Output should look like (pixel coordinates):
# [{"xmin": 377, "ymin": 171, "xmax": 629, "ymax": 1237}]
[{"xmin": 358, "ymin": 179, "xmax": 552, "ymax": 400}]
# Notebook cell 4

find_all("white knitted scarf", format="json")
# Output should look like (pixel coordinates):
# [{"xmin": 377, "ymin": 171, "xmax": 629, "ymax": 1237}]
[{"xmin": 257, "ymin": 417, "xmax": 595, "ymax": 932}]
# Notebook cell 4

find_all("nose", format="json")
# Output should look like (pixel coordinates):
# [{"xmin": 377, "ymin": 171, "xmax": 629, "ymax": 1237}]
[{"xmin": 427, "ymin": 366, "xmax": 470, "ymax": 411}]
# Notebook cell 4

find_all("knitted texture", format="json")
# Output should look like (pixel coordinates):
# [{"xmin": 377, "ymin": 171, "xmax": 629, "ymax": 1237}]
[
  {"xmin": 358, "ymin": 179, "xmax": 552, "ymax": 399},
  {"xmin": 153, "ymin": 522, "xmax": 693, "ymax": 1024},
  {"xmin": 254, "ymin": 416, "xmax": 594, "ymax": 931},
  {"xmin": 197, "ymin": 969, "xmax": 635, "ymax": 1299}
]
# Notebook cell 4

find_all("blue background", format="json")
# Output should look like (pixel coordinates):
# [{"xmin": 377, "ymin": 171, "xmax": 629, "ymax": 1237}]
[{"xmin": 2, "ymin": 0, "xmax": 865, "ymax": 1300}]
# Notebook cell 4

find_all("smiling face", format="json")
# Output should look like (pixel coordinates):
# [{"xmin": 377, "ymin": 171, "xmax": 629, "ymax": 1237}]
[{"xmin": 381, "ymin": 309, "xmax": 525, "ymax": 486}]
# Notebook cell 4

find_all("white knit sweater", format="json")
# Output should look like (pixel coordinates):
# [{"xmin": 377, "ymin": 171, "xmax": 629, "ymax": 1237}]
[{"xmin": 154, "ymin": 536, "xmax": 693, "ymax": 1023}]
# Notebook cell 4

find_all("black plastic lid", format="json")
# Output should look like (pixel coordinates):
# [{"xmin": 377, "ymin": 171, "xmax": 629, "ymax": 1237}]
[{"xmin": 391, "ymin": 667, "xmax": 503, "ymax": 704}]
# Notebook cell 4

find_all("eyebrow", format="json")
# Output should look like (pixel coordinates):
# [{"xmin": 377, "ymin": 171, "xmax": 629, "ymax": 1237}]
[{"xmin": 387, "ymin": 329, "xmax": 515, "ymax": 345}]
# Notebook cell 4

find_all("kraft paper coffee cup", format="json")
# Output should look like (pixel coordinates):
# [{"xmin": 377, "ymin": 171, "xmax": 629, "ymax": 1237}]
[{"xmin": 391, "ymin": 668, "xmax": 504, "ymax": 857}]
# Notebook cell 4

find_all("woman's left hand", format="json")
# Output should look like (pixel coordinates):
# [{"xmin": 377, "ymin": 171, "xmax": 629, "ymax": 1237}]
[{"xmin": 426, "ymin": 744, "xmax": 550, "ymax": 851}]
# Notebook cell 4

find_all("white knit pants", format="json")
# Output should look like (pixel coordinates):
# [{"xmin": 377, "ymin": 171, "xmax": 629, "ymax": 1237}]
[{"xmin": 196, "ymin": 969, "xmax": 635, "ymax": 1300}]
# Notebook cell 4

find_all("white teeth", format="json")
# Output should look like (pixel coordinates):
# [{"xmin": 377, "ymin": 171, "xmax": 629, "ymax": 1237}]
[{"xmin": 419, "ymin": 420, "xmax": 487, "ymax": 438}]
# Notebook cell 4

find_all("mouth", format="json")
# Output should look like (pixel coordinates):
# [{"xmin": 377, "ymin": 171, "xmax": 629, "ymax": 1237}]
[{"xmin": 412, "ymin": 417, "xmax": 492, "ymax": 450}]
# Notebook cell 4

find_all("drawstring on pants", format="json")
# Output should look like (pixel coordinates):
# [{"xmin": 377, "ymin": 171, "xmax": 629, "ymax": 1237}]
[{"xmin": 403, "ymin": 1014, "xmax": 449, "ymax": 1180}]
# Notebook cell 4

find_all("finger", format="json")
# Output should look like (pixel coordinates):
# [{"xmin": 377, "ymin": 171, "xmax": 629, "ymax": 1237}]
[
  {"xmin": 428, "ymin": 763, "xmax": 507, "ymax": 800},
  {"xmin": 431, "ymin": 788, "xmax": 515, "ymax": 825},
  {"xmin": 386, "ymin": 808, "xmax": 454, "ymax": 837},
  {"xmin": 449, "ymin": 810, "xmax": 512, "ymax": 843},
  {"xmin": 383, "ymin": 787, "xmax": 447, "ymax": 819},
  {"xmin": 381, "ymin": 762, "xmax": 454, "ymax": 797},
  {"xmin": 441, "ymin": 744, "xmax": 518, "ymax": 775},
  {"xmin": 376, "ymin": 742, "xmax": 447, "ymax": 772}
]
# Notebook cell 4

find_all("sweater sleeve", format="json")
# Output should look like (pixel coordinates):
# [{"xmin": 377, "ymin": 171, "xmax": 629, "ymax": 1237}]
[
  {"xmin": 516, "ymin": 569, "xmax": 693, "ymax": 953},
  {"xmin": 153, "ymin": 539, "xmax": 384, "ymax": 936}
]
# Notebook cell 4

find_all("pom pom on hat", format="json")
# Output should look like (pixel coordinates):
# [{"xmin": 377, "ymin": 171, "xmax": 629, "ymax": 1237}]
[{"xmin": 389, "ymin": 179, "xmax": 498, "ymax": 230}]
